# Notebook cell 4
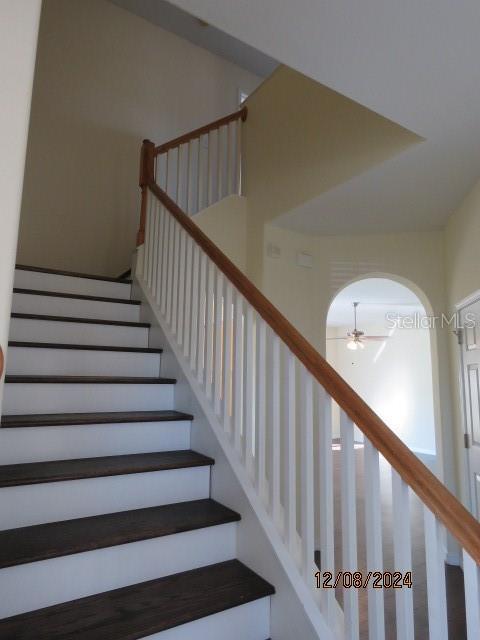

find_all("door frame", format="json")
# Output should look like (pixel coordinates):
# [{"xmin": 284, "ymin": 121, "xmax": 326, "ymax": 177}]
[{"xmin": 455, "ymin": 288, "xmax": 480, "ymax": 515}]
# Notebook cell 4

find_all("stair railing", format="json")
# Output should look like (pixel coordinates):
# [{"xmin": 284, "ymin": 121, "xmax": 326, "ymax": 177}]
[
  {"xmin": 137, "ymin": 107, "xmax": 246, "ymax": 246},
  {"xmin": 136, "ymin": 113, "xmax": 480, "ymax": 640}
]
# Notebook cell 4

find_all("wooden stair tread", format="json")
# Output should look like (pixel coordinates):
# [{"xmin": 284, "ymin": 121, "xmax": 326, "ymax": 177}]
[
  {"xmin": 15, "ymin": 264, "xmax": 132, "ymax": 284},
  {"xmin": 0, "ymin": 450, "xmax": 214, "ymax": 488},
  {"xmin": 5, "ymin": 375, "xmax": 176, "ymax": 384},
  {"xmin": 13, "ymin": 288, "xmax": 141, "ymax": 305},
  {"xmin": 0, "ymin": 559, "xmax": 274, "ymax": 639},
  {"xmin": 8, "ymin": 341, "xmax": 163, "ymax": 354},
  {"xmin": 0, "ymin": 499, "xmax": 239, "ymax": 568},
  {"xmin": 1, "ymin": 410, "xmax": 192, "ymax": 428},
  {"xmin": 11, "ymin": 312, "xmax": 150, "ymax": 328}
]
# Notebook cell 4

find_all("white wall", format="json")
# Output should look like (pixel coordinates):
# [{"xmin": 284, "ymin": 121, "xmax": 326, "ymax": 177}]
[
  {"xmin": 327, "ymin": 324, "xmax": 436, "ymax": 455},
  {"xmin": 18, "ymin": 0, "xmax": 260, "ymax": 276},
  {"xmin": 0, "ymin": 0, "xmax": 41, "ymax": 412}
]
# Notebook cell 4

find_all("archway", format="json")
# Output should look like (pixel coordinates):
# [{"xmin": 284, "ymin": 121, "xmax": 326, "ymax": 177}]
[{"xmin": 326, "ymin": 276, "xmax": 437, "ymax": 459}]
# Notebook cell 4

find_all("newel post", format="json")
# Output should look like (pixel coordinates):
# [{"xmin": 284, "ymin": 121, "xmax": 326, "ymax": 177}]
[{"xmin": 137, "ymin": 139, "xmax": 155, "ymax": 246}]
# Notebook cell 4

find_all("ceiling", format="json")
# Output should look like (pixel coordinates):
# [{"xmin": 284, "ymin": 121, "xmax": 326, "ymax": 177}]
[
  {"xmin": 167, "ymin": 0, "xmax": 480, "ymax": 235},
  {"xmin": 327, "ymin": 278, "xmax": 424, "ymax": 327},
  {"xmin": 109, "ymin": 0, "xmax": 277, "ymax": 78}
]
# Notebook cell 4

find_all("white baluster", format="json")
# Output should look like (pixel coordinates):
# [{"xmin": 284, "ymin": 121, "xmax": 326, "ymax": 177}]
[
  {"xmin": 183, "ymin": 236, "xmax": 193, "ymax": 359},
  {"xmin": 301, "ymin": 367, "xmax": 314, "ymax": 581},
  {"xmin": 364, "ymin": 439, "xmax": 385, "ymax": 640},
  {"xmin": 271, "ymin": 331, "xmax": 281, "ymax": 525},
  {"xmin": 285, "ymin": 348, "xmax": 297, "ymax": 554},
  {"xmin": 256, "ymin": 319, "xmax": 267, "ymax": 499},
  {"xmin": 392, "ymin": 470, "xmax": 414, "ymax": 640},
  {"xmin": 222, "ymin": 281, "xmax": 234, "ymax": 433},
  {"xmin": 205, "ymin": 262, "xmax": 215, "ymax": 400},
  {"xmin": 189, "ymin": 243, "xmax": 199, "ymax": 372},
  {"xmin": 176, "ymin": 145, "xmax": 181, "ymax": 205},
  {"xmin": 166, "ymin": 216, "xmax": 175, "ymax": 324},
  {"xmin": 235, "ymin": 119, "xmax": 242, "ymax": 194},
  {"xmin": 217, "ymin": 126, "xmax": 223, "ymax": 201},
  {"xmin": 214, "ymin": 270, "xmax": 224, "ymax": 417},
  {"xmin": 185, "ymin": 141, "xmax": 192, "ymax": 215},
  {"xmin": 196, "ymin": 251, "xmax": 207, "ymax": 385},
  {"xmin": 318, "ymin": 387, "xmax": 335, "ymax": 624},
  {"xmin": 207, "ymin": 131, "xmax": 213, "ymax": 206},
  {"xmin": 424, "ymin": 507, "xmax": 448, "ymax": 640},
  {"xmin": 340, "ymin": 410, "xmax": 359, "ymax": 640},
  {"xmin": 227, "ymin": 121, "xmax": 234, "ymax": 195},
  {"xmin": 463, "ymin": 550, "xmax": 480, "ymax": 639},
  {"xmin": 176, "ymin": 228, "xmax": 186, "ymax": 346},
  {"xmin": 165, "ymin": 150, "xmax": 170, "ymax": 195},
  {"xmin": 151, "ymin": 200, "xmax": 160, "ymax": 295},
  {"xmin": 233, "ymin": 291, "xmax": 244, "ymax": 457},
  {"xmin": 171, "ymin": 221, "xmax": 180, "ymax": 334},
  {"xmin": 244, "ymin": 306, "xmax": 255, "ymax": 478},
  {"xmin": 155, "ymin": 203, "xmax": 167, "ymax": 309},
  {"xmin": 160, "ymin": 207, "xmax": 169, "ymax": 315},
  {"xmin": 197, "ymin": 136, "xmax": 203, "ymax": 213},
  {"xmin": 142, "ymin": 191, "xmax": 151, "ymax": 281}
]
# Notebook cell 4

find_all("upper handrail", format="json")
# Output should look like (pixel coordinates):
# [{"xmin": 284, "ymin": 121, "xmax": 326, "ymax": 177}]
[
  {"xmin": 146, "ymin": 179, "xmax": 480, "ymax": 565},
  {"xmin": 154, "ymin": 106, "xmax": 247, "ymax": 155}
]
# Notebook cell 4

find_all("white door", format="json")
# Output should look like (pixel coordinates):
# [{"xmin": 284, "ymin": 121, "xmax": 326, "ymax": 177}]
[{"xmin": 459, "ymin": 299, "xmax": 480, "ymax": 518}]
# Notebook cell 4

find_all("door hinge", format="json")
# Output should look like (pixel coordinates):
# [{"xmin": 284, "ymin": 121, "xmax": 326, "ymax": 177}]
[
  {"xmin": 465, "ymin": 432, "xmax": 471, "ymax": 449},
  {"xmin": 455, "ymin": 328, "xmax": 464, "ymax": 345}
]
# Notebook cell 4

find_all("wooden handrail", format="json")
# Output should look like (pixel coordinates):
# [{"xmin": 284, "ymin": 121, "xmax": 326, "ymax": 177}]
[
  {"xmin": 137, "ymin": 139, "xmax": 155, "ymax": 247},
  {"xmin": 154, "ymin": 106, "xmax": 247, "ymax": 156},
  {"xmin": 147, "ymin": 179, "xmax": 480, "ymax": 565}
]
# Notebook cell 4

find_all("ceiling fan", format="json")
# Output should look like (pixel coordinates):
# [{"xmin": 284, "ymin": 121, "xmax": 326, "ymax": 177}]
[{"xmin": 328, "ymin": 302, "xmax": 391, "ymax": 351}]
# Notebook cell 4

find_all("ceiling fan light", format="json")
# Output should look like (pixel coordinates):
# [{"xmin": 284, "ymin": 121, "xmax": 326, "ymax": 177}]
[
  {"xmin": 358, "ymin": 341, "xmax": 365, "ymax": 350},
  {"xmin": 347, "ymin": 340, "xmax": 358, "ymax": 351}
]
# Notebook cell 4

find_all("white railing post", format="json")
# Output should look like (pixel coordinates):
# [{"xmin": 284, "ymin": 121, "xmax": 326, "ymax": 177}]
[
  {"xmin": 222, "ymin": 281, "xmax": 234, "ymax": 433},
  {"xmin": 244, "ymin": 306, "xmax": 255, "ymax": 479},
  {"xmin": 392, "ymin": 470, "xmax": 414, "ymax": 640},
  {"xmin": 301, "ymin": 367, "xmax": 314, "ymax": 581},
  {"xmin": 463, "ymin": 550, "xmax": 480, "ymax": 639},
  {"xmin": 423, "ymin": 507, "xmax": 448, "ymax": 640},
  {"xmin": 271, "ymin": 331, "xmax": 281, "ymax": 525},
  {"xmin": 364, "ymin": 439, "xmax": 385, "ymax": 640},
  {"xmin": 318, "ymin": 387, "xmax": 336, "ymax": 624},
  {"xmin": 285, "ymin": 348, "xmax": 297, "ymax": 555},
  {"xmin": 232, "ymin": 290, "xmax": 244, "ymax": 458},
  {"xmin": 340, "ymin": 410, "xmax": 359, "ymax": 640},
  {"xmin": 214, "ymin": 270, "xmax": 224, "ymax": 417}
]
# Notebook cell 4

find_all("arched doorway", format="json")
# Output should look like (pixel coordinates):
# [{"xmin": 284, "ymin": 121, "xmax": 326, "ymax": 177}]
[{"xmin": 326, "ymin": 277, "xmax": 437, "ymax": 459}]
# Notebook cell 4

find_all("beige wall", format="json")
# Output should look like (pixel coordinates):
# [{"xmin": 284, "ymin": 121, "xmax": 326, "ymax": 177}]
[
  {"xmin": 0, "ymin": 0, "xmax": 41, "ymax": 411},
  {"xmin": 242, "ymin": 66, "xmax": 421, "ymax": 284},
  {"xmin": 445, "ymin": 176, "xmax": 480, "ymax": 501},
  {"xmin": 193, "ymin": 195, "xmax": 247, "ymax": 272},
  {"xmin": 18, "ymin": 0, "xmax": 260, "ymax": 276}
]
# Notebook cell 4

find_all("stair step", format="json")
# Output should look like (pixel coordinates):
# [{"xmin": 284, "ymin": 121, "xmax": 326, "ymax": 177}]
[
  {"xmin": 11, "ymin": 312, "xmax": 149, "ymax": 328},
  {"xmin": 15, "ymin": 264, "xmax": 132, "ymax": 284},
  {"xmin": 10, "ymin": 314, "xmax": 150, "ymax": 348},
  {"xmin": 8, "ymin": 341, "xmax": 163, "ymax": 354},
  {"xmin": 0, "ymin": 450, "xmax": 213, "ymax": 488},
  {"xmin": 0, "ymin": 499, "xmax": 239, "ymax": 568},
  {"xmin": 12, "ymin": 288, "xmax": 141, "ymax": 322},
  {"xmin": 5, "ymin": 375, "xmax": 175, "ymax": 384},
  {"xmin": 0, "ymin": 559, "xmax": 274, "ymax": 639},
  {"xmin": 1, "ymin": 410, "xmax": 192, "ymax": 428},
  {"xmin": 13, "ymin": 288, "xmax": 140, "ymax": 305}
]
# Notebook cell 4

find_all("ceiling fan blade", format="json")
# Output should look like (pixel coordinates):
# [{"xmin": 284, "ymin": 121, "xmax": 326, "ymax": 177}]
[
  {"xmin": 363, "ymin": 335, "xmax": 391, "ymax": 341},
  {"xmin": 326, "ymin": 337, "xmax": 349, "ymax": 340}
]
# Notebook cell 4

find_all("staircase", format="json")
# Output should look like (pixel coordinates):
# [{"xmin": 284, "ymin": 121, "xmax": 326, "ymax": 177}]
[{"xmin": 0, "ymin": 264, "xmax": 274, "ymax": 639}]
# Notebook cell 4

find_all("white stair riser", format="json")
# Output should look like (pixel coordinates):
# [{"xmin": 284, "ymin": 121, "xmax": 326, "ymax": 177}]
[
  {"xmin": 145, "ymin": 598, "xmax": 270, "ymax": 640},
  {"xmin": 3, "ymin": 383, "xmax": 174, "ymax": 415},
  {"xmin": 7, "ymin": 347, "xmax": 161, "ymax": 377},
  {"xmin": 12, "ymin": 292, "xmax": 140, "ymax": 322},
  {"xmin": 0, "ymin": 523, "xmax": 236, "ymax": 618},
  {"xmin": 14, "ymin": 270, "xmax": 132, "ymax": 299},
  {"xmin": 0, "ymin": 466, "xmax": 211, "ymax": 528},
  {"xmin": 9, "ymin": 317, "xmax": 149, "ymax": 348},
  {"xmin": 0, "ymin": 421, "xmax": 191, "ymax": 464}
]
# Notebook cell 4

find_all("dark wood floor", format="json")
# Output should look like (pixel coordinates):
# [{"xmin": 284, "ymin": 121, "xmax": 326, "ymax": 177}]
[{"xmin": 326, "ymin": 445, "xmax": 467, "ymax": 639}]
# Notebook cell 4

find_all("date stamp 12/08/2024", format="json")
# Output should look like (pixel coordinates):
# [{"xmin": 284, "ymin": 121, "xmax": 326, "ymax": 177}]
[{"xmin": 315, "ymin": 571, "xmax": 413, "ymax": 590}]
